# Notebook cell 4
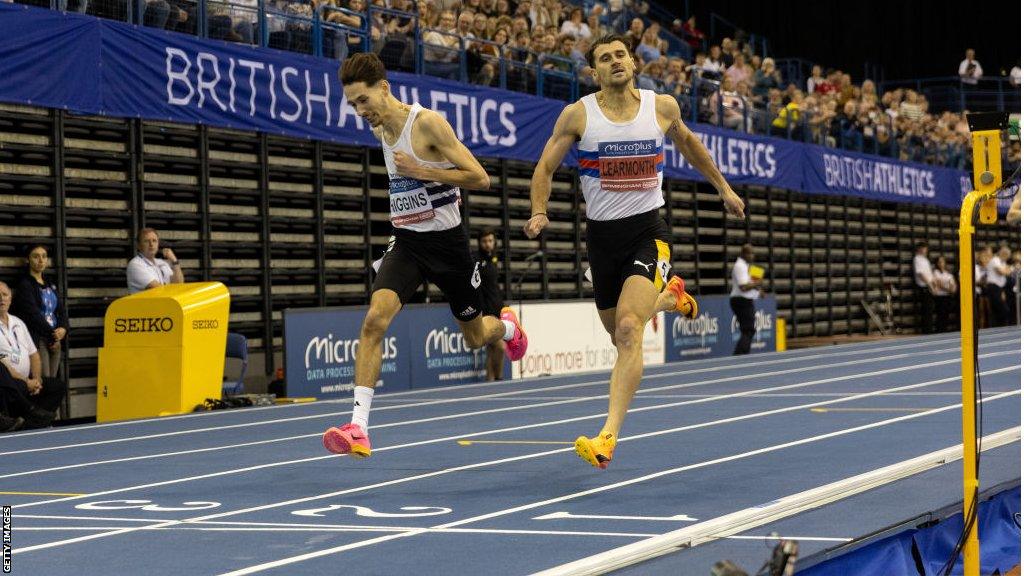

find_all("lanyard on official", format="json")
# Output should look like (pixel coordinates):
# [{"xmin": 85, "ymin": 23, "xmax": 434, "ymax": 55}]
[
  {"xmin": 139, "ymin": 251, "xmax": 167, "ymax": 286},
  {"xmin": 0, "ymin": 320, "xmax": 21, "ymax": 355}
]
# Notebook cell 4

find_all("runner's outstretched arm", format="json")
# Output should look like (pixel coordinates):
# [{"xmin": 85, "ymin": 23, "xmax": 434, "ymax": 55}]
[{"xmin": 657, "ymin": 94, "xmax": 746, "ymax": 219}]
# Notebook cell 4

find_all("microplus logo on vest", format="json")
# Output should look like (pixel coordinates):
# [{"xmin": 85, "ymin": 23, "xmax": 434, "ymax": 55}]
[
  {"xmin": 114, "ymin": 317, "xmax": 174, "ymax": 333},
  {"xmin": 600, "ymin": 140, "xmax": 657, "ymax": 156}
]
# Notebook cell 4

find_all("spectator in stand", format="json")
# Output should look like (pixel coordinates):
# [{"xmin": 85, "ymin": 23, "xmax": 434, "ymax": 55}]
[
  {"xmin": 771, "ymin": 90, "xmax": 802, "ymax": 137},
  {"xmin": 636, "ymin": 26, "xmax": 663, "ymax": 66},
  {"xmin": 472, "ymin": 12, "xmax": 490, "ymax": 39},
  {"xmin": 531, "ymin": 0, "xmax": 561, "ymax": 31},
  {"xmin": 806, "ymin": 64, "xmax": 825, "ymax": 93},
  {"xmin": 433, "ymin": 0, "xmax": 463, "ymax": 12},
  {"xmin": 662, "ymin": 57, "xmax": 688, "ymax": 95},
  {"xmin": 417, "ymin": 0, "xmax": 438, "ymax": 27},
  {"xmin": 325, "ymin": 0, "xmax": 368, "ymax": 60},
  {"xmin": 709, "ymin": 77, "xmax": 747, "ymax": 131},
  {"xmin": 625, "ymin": 17, "xmax": 645, "ymax": 52},
  {"xmin": 874, "ymin": 122, "xmax": 896, "ymax": 157},
  {"xmin": 544, "ymin": 34, "xmax": 576, "ymax": 73},
  {"xmin": 637, "ymin": 61, "xmax": 665, "ymax": 91},
  {"xmin": 751, "ymin": 57, "xmax": 781, "ymax": 102},
  {"xmin": 422, "ymin": 10, "xmax": 460, "ymax": 78},
  {"xmin": 386, "ymin": 0, "xmax": 416, "ymax": 38},
  {"xmin": 560, "ymin": 6, "xmax": 591, "ymax": 40},
  {"xmin": 899, "ymin": 90, "xmax": 924, "ymax": 121},
  {"xmin": 720, "ymin": 38, "xmax": 738, "ymax": 67},
  {"xmin": 686, "ymin": 52, "xmax": 707, "ymax": 81},
  {"xmin": 606, "ymin": 0, "xmax": 627, "ymax": 32},
  {"xmin": 681, "ymin": 15, "xmax": 705, "ymax": 51},
  {"xmin": 456, "ymin": 10, "xmax": 475, "ymax": 39},
  {"xmin": 815, "ymin": 69, "xmax": 840, "ymax": 96},
  {"xmin": 958, "ymin": 48, "xmax": 983, "ymax": 86},
  {"xmin": 811, "ymin": 98, "xmax": 837, "ymax": 146},
  {"xmin": 670, "ymin": 17, "xmax": 684, "ymax": 37},
  {"xmin": 586, "ymin": 5, "xmax": 609, "ymax": 38},
  {"xmin": 702, "ymin": 44, "xmax": 724, "ymax": 80},
  {"xmin": 725, "ymin": 53, "xmax": 752, "ymax": 87},
  {"xmin": 479, "ymin": 0, "xmax": 497, "ymax": 17},
  {"xmin": 932, "ymin": 255, "xmax": 957, "ymax": 333}
]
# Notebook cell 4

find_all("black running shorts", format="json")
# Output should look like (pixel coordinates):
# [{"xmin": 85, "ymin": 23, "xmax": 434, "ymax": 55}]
[
  {"xmin": 585, "ymin": 208, "xmax": 674, "ymax": 310},
  {"xmin": 373, "ymin": 224, "xmax": 484, "ymax": 321}
]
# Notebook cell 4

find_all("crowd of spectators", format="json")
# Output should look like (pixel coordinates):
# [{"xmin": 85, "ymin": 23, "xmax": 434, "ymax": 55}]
[{"xmin": 13, "ymin": 0, "xmax": 1023, "ymax": 166}]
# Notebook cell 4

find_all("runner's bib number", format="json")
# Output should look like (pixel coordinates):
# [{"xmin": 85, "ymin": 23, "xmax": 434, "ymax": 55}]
[
  {"xmin": 389, "ymin": 177, "xmax": 435, "ymax": 227},
  {"xmin": 597, "ymin": 139, "xmax": 662, "ymax": 193}
]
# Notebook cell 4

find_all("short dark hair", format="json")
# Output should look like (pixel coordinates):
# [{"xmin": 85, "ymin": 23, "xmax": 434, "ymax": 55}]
[
  {"xmin": 586, "ymin": 33, "xmax": 633, "ymax": 68},
  {"xmin": 340, "ymin": 53, "xmax": 387, "ymax": 87},
  {"xmin": 478, "ymin": 228, "xmax": 497, "ymax": 241},
  {"xmin": 915, "ymin": 241, "xmax": 929, "ymax": 251}
]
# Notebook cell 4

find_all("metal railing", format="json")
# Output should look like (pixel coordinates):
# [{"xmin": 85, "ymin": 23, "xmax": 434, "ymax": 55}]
[{"xmin": 880, "ymin": 76, "xmax": 1021, "ymax": 112}]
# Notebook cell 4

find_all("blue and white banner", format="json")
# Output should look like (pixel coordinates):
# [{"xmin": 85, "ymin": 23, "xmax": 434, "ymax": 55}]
[
  {"xmin": 0, "ymin": 3, "xmax": 971, "ymax": 209},
  {"xmin": 283, "ymin": 304, "xmax": 508, "ymax": 398},
  {"xmin": 802, "ymin": 144, "xmax": 964, "ymax": 209},
  {"xmin": 283, "ymin": 307, "xmax": 411, "ymax": 398},
  {"xmin": 284, "ymin": 296, "xmax": 774, "ymax": 398},
  {"xmin": 663, "ymin": 295, "xmax": 777, "ymax": 360}
]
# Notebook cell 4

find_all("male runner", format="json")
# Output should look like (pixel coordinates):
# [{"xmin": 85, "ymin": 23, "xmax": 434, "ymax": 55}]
[
  {"xmin": 322, "ymin": 53, "xmax": 528, "ymax": 458},
  {"xmin": 526, "ymin": 34, "xmax": 746, "ymax": 469}
]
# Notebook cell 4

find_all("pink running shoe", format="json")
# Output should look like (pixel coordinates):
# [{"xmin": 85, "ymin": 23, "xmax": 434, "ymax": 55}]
[
  {"xmin": 500, "ymin": 306, "xmax": 529, "ymax": 361},
  {"xmin": 322, "ymin": 423, "xmax": 372, "ymax": 458}
]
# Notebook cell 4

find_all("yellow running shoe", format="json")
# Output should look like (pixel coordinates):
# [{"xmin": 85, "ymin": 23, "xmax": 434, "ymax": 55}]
[{"xmin": 575, "ymin": 431, "xmax": 616, "ymax": 469}]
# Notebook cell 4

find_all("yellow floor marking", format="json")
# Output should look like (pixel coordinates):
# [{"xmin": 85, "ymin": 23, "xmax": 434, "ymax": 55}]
[
  {"xmin": 811, "ymin": 407, "xmax": 931, "ymax": 413},
  {"xmin": 457, "ymin": 440, "xmax": 575, "ymax": 446}
]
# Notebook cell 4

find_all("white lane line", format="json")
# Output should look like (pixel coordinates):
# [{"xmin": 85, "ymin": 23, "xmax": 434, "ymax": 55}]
[
  {"xmin": 2, "ymin": 339, "xmax": 1015, "ymax": 458},
  {"xmin": 11, "ymin": 369, "xmax": 1020, "ymax": 554},
  {"xmin": 9, "ymin": 524, "xmax": 852, "ymax": 544},
  {"xmin": 0, "ymin": 331, "xmax": 997, "ymax": 446},
  {"xmin": 11, "ymin": 525, "xmax": 656, "ymax": 538},
  {"xmin": 2, "ymin": 348, "xmax": 1016, "ymax": 482},
  {"xmin": 533, "ymin": 427, "xmax": 1022, "ymax": 576},
  {"xmin": 209, "ymin": 401, "xmax": 1021, "ymax": 576}
]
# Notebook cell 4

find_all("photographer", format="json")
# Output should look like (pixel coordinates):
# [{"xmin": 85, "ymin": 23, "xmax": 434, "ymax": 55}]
[
  {"xmin": 126, "ymin": 227, "xmax": 185, "ymax": 294},
  {"xmin": 958, "ymin": 48, "xmax": 983, "ymax": 86}
]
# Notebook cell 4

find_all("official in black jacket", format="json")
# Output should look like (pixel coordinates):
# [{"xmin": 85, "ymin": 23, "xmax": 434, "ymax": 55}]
[
  {"xmin": 10, "ymin": 244, "xmax": 69, "ymax": 379},
  {"xmin": 477, "ymin": 229, "xmax": 505, "ymax": 381}
]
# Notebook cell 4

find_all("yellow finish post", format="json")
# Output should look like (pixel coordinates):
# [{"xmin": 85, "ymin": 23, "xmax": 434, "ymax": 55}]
[
  {"xmin": 775, "ymin": 318, "xmax": 787, "ymax": 352},
  {"xmin": 957, "ymin": 128, "xmax": 1003, "ymax": 576}
]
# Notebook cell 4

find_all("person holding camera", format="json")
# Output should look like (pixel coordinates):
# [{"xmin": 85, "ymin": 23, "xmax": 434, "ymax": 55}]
[
  {"xmin": 126, "ymin": 227, "xmax": 185, "ymax": 294},
  {"xmin": 958, "ymin": 48, "xmax": 983, "ymax": 86}
]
